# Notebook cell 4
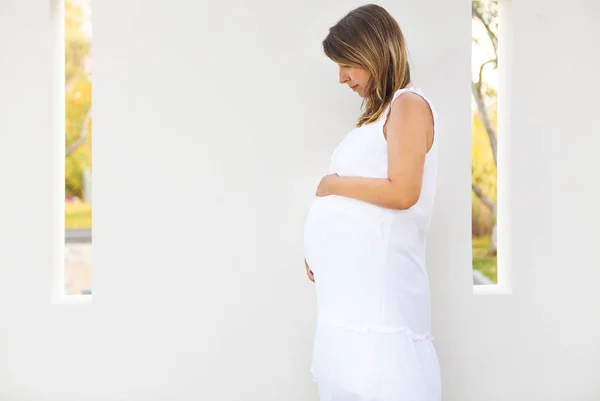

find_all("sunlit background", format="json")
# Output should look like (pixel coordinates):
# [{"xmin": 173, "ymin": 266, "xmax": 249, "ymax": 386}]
[
  {"xmin": 64, "ymin": 0, "xmax": 92, "ymax": 295},
  {"xmin": 471, "ymin": 0, "xmax": 498, "ymax": 284}
]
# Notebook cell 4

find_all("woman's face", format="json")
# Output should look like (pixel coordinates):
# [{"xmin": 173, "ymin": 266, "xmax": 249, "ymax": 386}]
[{"xmin": 338, "ymin": 64, "xmax": 371, "ymax": 98}]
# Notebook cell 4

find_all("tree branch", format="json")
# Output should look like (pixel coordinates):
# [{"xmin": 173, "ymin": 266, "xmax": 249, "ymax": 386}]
[
  {"xmin": 472, "ymin": 2, "xmax": 498, "ymax": 60},
  {"xmin": 66, "ymin": 105, "xmax": 92, "ymax": 156},
  {"xmin": 478, "ymin": 58, "xmax": 497, "ymax": 89},
  {"xmin": 471, "ymin": 80, "xmax": 498, "ymax": 167},
  {"xmin": 472, "ymin": 182, "xmax": 496, "ymax": 214}
]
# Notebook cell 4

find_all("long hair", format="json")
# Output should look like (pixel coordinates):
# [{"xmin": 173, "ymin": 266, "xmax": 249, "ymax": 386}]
[{"xmin": 322, "ymin": 4, "xmax": 411, "ymax": 127}]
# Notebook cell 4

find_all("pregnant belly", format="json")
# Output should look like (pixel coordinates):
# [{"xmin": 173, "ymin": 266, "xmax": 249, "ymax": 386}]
[
  {"xmin": 304, "ymin": 196, "xmax": 389, "ymax": 262},
  {"xmin": 303, "ymin": 195, "xmax": 390, "ymax": 322},
  {"xmin": 304, "ymin": 196, "xmax": 390, "ymax": 267}
]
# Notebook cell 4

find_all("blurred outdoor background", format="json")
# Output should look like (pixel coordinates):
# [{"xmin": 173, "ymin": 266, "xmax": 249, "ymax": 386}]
[
  {"xmin": 471, "ymin": 0, "xmax": 498, "ymax": 284},
  {"xmin": 64, "ymin": 0, "xmax": 92, "ymax": 295}
]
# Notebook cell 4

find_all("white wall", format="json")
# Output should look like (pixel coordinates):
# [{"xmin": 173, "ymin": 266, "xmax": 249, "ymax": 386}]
[
  {"xmin": 0, "ymin": 0, "xmax": 598, "ymax": 400},
  {"xmin": 464, "ymin": 1, "xmax": 600, "ymax": 399}
]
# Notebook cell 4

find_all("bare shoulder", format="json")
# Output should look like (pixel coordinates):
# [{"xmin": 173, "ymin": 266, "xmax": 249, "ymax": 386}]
[
  {"xmin": 389, "ymin": 91, "xmax": 432, "ymax": 121},
  {"xmin": 384, "ymin": 91, "xmax": 434, "ymax": 141}
]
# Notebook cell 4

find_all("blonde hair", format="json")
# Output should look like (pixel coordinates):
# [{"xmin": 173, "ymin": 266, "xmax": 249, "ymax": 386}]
[{"xmin": 322, "ymin": 4, "xmax": 412, "ymax": 127}]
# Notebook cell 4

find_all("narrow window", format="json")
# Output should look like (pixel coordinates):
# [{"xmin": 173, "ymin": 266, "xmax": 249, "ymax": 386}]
[
  {"xmin": 471, "ymin": 0, "xmax": 498, "ymax": 285},
  {"xmin": 64, "ymin": 0, "xmax": 92, "ymax": 296}
]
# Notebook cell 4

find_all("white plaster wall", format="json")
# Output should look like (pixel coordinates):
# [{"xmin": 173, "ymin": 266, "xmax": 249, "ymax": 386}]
[
  {"xmin": 464, "ymin": 1, "xmax": 600, "ymax": 399},
  {"xmin": 0, "ymin": 0, "xmax": 598, "ymax": 400}
]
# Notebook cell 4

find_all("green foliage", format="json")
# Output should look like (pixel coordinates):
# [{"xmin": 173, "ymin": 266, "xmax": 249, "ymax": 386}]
[
  {"xmin": 483, "ymin": 85, "xmax": 497, "ymax": 98},
  {"xmin": 472, "ymin": 235, "xmax": 497, "ymax": 282},
  {"xmin": 65, "ymin": 145, "xmax": 88, "ymax": 197},
  {"xmin": 65, "ymin": 0, "xmax": 92, "ymax": 199},
  {"xmin": 471, "ymin": 0, "xmax": 498, "ymax": 239},
  {"xmin": 65, "ymin": 202, "xmax": 92, "ymax": 229},
  {"xmin": 471, "ymin": 109, "xmax": 497, "ymax": 236}
]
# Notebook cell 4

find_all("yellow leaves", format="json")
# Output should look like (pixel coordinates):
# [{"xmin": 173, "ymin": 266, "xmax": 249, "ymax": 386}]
[
  {"xmin": 64, "ymin": 0, "xmax": 92, "ymax": 208},
  {"xmin": 66, "ymin": 77, "xmax": 92, "ymax": 198},
  {"xmin": 472, "ymin": 108, "xmax": 497, "ymax": 236},
  {"xmin": 64, "ymin": 1, "xmax": 84, "ymax": 33},
  {"xmin": 471, "ymin": 109, "xmax": 497, "ymax": 202}
]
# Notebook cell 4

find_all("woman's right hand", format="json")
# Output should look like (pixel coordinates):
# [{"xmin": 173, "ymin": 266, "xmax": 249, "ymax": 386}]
[{"xmin": 305, "ymin": 258, "xmax": 315, "ymax": 283}]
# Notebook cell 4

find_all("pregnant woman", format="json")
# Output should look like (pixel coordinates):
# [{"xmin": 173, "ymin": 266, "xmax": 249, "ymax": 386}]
[{"xmin": 303, "ymin": 4, "xmax": 441, "ymax": 401}]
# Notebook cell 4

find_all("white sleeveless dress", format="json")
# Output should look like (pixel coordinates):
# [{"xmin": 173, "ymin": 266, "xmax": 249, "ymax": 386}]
[{"xmin": 303, "ymin": 87, "xmax": 441, "ymax": 401}]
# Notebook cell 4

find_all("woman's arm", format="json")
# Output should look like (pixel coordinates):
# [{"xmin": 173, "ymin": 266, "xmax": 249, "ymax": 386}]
[
  {"xmin": 305, "ymin": 258, "xmax": 315, "ymax": 283},
  {"xmin": 327, "ymin": 93, "xmax": 434, "ymax": 210}
]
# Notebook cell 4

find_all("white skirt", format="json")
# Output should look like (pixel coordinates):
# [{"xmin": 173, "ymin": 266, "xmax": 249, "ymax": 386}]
[
  {"xmin": 311, "ymin": 322, "xmax": 441, "ymax": 401},
  {"xmin": 304, "ymin": 196, "xmax": 442, "ymax": 401}
]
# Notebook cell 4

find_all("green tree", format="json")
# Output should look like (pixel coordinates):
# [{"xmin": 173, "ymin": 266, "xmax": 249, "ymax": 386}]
[
  {"xmin": 472, "ymin": 0, "xmax": 498, "ymax": 254},
  {"xmin": 65, "ymin": 80, "xmax": 92, "ymax": 197},
  {"xmin": 65, "ymin": 0, "xmax": 92, "ymax": 198}
]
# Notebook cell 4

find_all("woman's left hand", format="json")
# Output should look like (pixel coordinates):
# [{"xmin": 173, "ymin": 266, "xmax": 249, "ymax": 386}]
[{"xmin": 316, "ymin": 173, "xmax": 339, "ymax": 197}]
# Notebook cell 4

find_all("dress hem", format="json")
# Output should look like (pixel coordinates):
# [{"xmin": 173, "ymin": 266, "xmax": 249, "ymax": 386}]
[{"xmin": 326, "ymin": 320, "xmax": 434, "ymax": 341}]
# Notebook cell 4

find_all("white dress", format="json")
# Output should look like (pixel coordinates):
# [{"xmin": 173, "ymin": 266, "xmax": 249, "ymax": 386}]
[{"xmin": 304, "ymin": 87, "xmax": 441, "ymax": 401}]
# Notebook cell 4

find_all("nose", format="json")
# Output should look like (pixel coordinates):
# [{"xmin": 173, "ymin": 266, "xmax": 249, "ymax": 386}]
[{"xmin": 338, "ymin": 65, "xmax": 348, "ymax": 84}]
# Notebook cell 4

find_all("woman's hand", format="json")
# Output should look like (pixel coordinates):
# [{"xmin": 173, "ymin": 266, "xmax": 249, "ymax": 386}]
[
  {"xmin": 305, "ymin": 258, "xmax": 315, "ymax": 283},
  {"xmin": 316, "ymin": 173, "xmax": 339, "ymax": 197}
]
